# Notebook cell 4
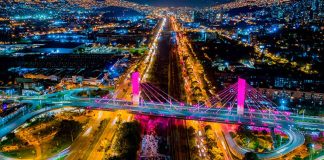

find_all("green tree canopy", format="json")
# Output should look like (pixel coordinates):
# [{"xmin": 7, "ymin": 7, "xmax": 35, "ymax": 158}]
[
  {"xmin": 244, "ymin": 152, "xmax": 259, "ymax": 160},
  {"xmin": 114, "ymin": 121, "xmax": 142, "ymax": 160}
]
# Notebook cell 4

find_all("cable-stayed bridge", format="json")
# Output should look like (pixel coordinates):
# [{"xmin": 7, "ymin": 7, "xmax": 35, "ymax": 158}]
[{"xmin": 1, "ymin": 73, "xmax": 323, "ymax": 159}]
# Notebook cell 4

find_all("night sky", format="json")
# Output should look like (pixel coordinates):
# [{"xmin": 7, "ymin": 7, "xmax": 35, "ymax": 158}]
[{"xmin": 125, "ymin": 0, "xmax": 233, "ymax": 7}]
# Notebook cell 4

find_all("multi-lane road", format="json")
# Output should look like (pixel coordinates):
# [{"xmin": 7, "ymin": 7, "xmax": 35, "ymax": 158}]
[
  {"xmin": 1, "ymin": 88, "xmax": 323, "ymax": 159},
  {"xmin": 1, "ymin": 16, "xmax": 324, "ymax": 160}
]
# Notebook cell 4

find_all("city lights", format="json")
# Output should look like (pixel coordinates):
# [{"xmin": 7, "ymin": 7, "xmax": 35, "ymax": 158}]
[{"xmin": 0, "ymin": 0, "xmax": 323, "ymax": 160}]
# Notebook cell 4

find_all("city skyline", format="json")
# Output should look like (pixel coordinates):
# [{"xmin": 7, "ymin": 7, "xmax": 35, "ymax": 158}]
[{"xmin": 126, "ymin": 0, "xmax": 233, "ymax": 7}]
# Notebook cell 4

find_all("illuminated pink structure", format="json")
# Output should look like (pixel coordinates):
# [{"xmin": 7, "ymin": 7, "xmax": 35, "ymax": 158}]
[
  {"xmin": 132, "ymin": 72, "xmax": 140, "ymax": 105},
  {"xmin": 237, "ymin": 78, "xmax": 246, "ymax": 115}
]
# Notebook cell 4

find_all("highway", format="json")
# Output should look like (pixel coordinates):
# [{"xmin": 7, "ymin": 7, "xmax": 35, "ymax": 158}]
[
  {"xmin": 138, "ymin": 17, "xmax": 192, "ymax": 160},
  {"xmin": 1, "ymin": 16, "xmax": 323, "ymax": 160},
  {"xmin": 223, "ymin": 124, "xmax": 305, "ymax": 160},
  {"xmin": 3, "ymin": 88, "xmax": 324, "ymax": 130},
  {"xmin": 1, "ymin": 88, "xmax": 323, "ymax": 159},
  {"xmin": 0, "ymin": 106, "xmax": 61, "ymax": 139},
  {"xmin": 87, "ymin": 111, "xmax": 133, "ymax": 160},
  {"xmin": 86, "ymin": 113, "xmax": 116, "ymax": 160},
  {"xmin": 65, "ymin": 111, "xmax": 109, "ymax": 160},
  {"xmin": 210, "ymin": 123, "xmax": 233, "ymax": 160}
]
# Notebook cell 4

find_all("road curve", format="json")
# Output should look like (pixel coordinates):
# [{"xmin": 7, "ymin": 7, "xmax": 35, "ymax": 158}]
[{"xmin": 223, "ymin": 126, "xmax": 305, "ymax": 160}]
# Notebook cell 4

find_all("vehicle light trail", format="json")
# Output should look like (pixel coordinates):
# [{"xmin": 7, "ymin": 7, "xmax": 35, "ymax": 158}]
[
  {"xmin": 142, "ymin": 17, "xmax": 166, "ymax": 81},
  {"xmin": 83, "ymin": 127, "xmax": 92, "ymax": 137}
]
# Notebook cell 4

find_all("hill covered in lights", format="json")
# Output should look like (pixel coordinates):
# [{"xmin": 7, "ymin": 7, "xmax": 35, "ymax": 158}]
[
  {"xmin": 99, "ymin": 6, "xmax": 143, "ymax": 21},
  {"xmin": 125, "ymin": 0, "xmax": 233, "ymax": 7}
]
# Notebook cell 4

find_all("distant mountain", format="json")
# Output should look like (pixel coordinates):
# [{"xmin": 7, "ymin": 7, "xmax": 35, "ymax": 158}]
[
  {"xmin": 99, "ymin": 6, "xmax": 143, "ymax": 21},
  {"xmin": 125, "ymin": 0, "xmax": 234, "ymax": 7}
]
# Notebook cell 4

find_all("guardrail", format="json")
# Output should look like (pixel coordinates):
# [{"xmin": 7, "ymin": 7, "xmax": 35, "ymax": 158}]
[{"xmin": 1, "ymin": 106, "xmax": 29, "ymax": 126}]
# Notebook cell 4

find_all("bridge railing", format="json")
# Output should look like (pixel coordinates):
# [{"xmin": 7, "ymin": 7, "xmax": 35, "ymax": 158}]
[{"xmin": 1, "ymin": 106, "xmax": 28, "ymax": 126}]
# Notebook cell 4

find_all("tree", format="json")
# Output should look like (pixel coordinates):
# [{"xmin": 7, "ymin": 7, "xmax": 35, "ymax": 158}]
[
  {"xmin": 6, "ymin": 132, "xmax": 15, "ymax": 140},
  {"xmin": 210, "ymin": 147, "xmax": 222, "ymax": 159},
  {"xmin": 292, "ymin": 155, "xmax": 302, "ymax": 160},
  {"xmin": 205, "ymin": 129, "xmax": 216, "ymax": 149},
  {"xmin": 5, "ymin": 133, "xmax": 16, "ymax": 145},
  {"xmin": 261, "ymin": 130, "xmax": 268, "ymax": 136},
  {"xmin": 114, "ymin": 121, "xmax": 142, "ymax": 159},
  {"xmin": 237, "ymin": 125, "xmax": 253, "ymax": 139},
  {"xmin": 204, "ymin": 125, "xmax": 212, "ymax": 132},
  {"xmin": 305, "ymin": 134, "xmax": 313, "ymax": 144},
  {"xmin": 253, "ymin": 140, "xmax": 260, "ymax": 151},
  {"xmin": 36, "ymin": 105, "xmax": 42, "ymax": 110},
  {"xmin": 244, "ymin": 152, "xmax": 259, "ymax": 160},
  {"xmin": 54, "ymin": 120, "xmax": 82, "ymax": 144},
  {"xmin": 187, "ymin": 126, "xmax": 196, "ymax": 139}
]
